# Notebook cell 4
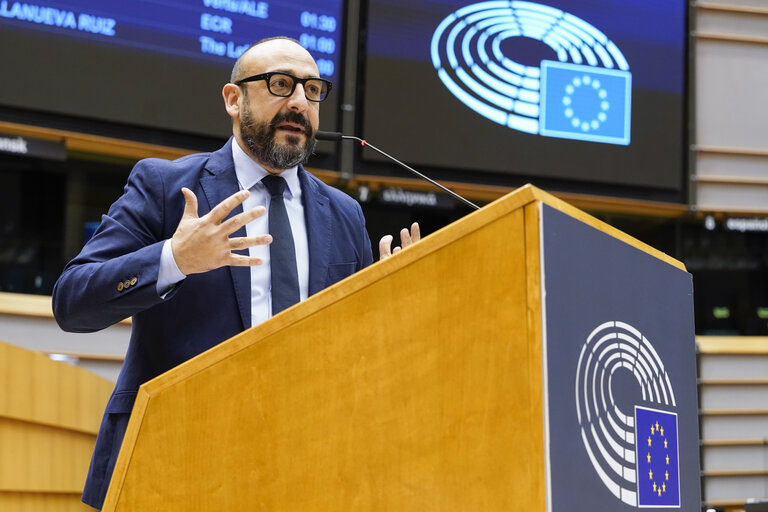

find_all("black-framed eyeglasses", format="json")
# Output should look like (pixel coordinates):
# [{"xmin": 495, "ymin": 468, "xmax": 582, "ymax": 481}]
[{"xmin": 235, "ymin": 72, "xmax": 332, "ymax": 102}]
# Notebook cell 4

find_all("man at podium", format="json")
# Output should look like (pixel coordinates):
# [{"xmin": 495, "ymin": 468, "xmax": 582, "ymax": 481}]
[{"xmin": 52, "ymin": 36, "xmax": 418, "ymax": 510}]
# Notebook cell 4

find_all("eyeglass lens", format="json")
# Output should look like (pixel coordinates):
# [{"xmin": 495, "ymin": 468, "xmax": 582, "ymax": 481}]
[{"xmin": 268, "ymin": 73, "xmax": 328, "ymax": 101}]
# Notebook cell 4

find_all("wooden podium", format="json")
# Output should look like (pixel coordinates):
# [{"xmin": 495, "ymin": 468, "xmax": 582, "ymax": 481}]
[{"xmin": 102, "ymin": 186, "xmax": 698, "ymax": 511}]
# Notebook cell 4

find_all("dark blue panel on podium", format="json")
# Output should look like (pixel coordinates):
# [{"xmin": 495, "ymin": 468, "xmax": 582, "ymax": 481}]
[{"xmin": 541, "ymin": 204, "xmax": 699, "ymax": 511}]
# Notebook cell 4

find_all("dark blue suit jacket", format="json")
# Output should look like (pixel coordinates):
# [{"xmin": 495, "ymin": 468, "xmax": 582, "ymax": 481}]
[{"xmin": 52, "ymin": 138, "xmax": 373, "ymax": 509}]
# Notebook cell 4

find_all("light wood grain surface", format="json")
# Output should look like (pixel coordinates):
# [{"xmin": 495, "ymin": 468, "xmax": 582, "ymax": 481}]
[
  {"xmin": 105, "ymin": 187, "xmax": 550, "ymax": 510},
  {"xmin": 0, "ymin": 341, "xmax": 113, "ymax": 509}
]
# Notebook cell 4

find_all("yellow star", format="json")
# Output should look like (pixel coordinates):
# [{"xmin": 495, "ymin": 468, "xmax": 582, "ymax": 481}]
[
  {"xmin": 658, "ymin": 487, "xmax": 662, "ymax": 497},
  {"xmin": 664, "ymin": 439, "xmax": 668, "ymax": 449},
  {"xmin": 648, "ymin": 436, "xmax": 652, "ymax": 447},
  {"xmin": 660, "ymin": 425, "xmax": 664, "ymax": 436},
  {"xmin": 666, "ymin": 471, "xmax": 669, "ymax": 480},
  {"xmin": 663, "ymin": 482, "xmax": 666, "ymax": 493},
  {"xmin": 666, "ymin": 455, "xmax": 669, "ymax": 465},
  {"xmin": 651, "ymin": 425, "xmax": 655, "ymax": 435},
  {"xmin": 649, "ymin": 469, "xmax": 653, "ymax": 480},
  {"xmin": 656, "ymin": 421, "xmax": 659, "ymax": 431},
  {"xmin": 647, "ymin": 453, "xmax": 651, "ymax": 463},
  {"xmin": 653, "ymin": 483, "xmax": 657, "ymax": 492}
]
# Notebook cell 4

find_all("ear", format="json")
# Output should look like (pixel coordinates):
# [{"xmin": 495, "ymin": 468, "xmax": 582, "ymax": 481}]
[{"xmin": 222, "ymin": 83, "xmax": 242, "ymax": 119}]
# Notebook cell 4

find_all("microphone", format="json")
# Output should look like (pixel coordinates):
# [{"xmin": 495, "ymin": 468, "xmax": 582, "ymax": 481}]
[{"xmin": 316, "ymin": 131, "xmax": 480, "ymax": 210}]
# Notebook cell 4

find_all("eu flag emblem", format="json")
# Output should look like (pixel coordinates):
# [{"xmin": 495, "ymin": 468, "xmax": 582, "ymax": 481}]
[
  {"xmin": 539, "ymin": 61, "xmax": 631, "ymax": 145},
  {"xmin": 635, "ymin": 406, "xmax": 680, "ymax": 507}
]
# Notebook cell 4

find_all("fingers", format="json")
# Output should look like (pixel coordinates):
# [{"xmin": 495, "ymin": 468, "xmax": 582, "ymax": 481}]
[
  {"xmin": 379, "ymin": 234, "xmax": 394, "ymax": 261},
  {"xmin": 207, "ymin": 189, "xmax": 250, "ymax": 224},
  {"xmin": 399, "ymin": 227, "xmax": 412, "ymax": 249},
  {"xmin": 410, "ymin": 222, "xmax": 421, "ymax": 243},
  {"xmin": 379, "ymin": 222, "xmax": 422, "ymax": 261},
  {"xmin": 227, "ymin": 234, "xmax": 272, "ymax": 251},
  {"xmin": 395, "ymin": 222, "xmax": 422, "ymax": 250},
  {"xmin": 181, "ymin": 187, "xmax": 199, "ymax": 219},
  {"xmin": 220, "ymin": 205, "xmax": 267, "ymax": 234},
  {"xmin": 228, "ymin": 254, "xmax": 266, "ymax": 266},
  {"xmin": 172, "ymin": 187, "xmax": 267, "ymax": 275},
  {"xmin": 400, "ymin": 222, "xmax": 421, "ymax": 249}
]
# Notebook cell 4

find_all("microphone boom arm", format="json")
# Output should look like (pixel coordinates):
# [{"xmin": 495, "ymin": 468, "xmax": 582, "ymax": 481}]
[
  {"xmin": 314, "ymin": 130, "xmax": 480, "ymax": 210},
  {"xmin": 342, "ymin": 136, "xmax": 480, "ymax": 210}
]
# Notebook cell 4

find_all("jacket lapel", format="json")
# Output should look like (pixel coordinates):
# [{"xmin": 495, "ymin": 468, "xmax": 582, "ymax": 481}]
[
  {"xmin": 299, "ymin": 167, "xmax": 331, "ymax": 295},
  {"xmin": 200, "ymin": 138, "xmax": 252, "ymax": 330}
]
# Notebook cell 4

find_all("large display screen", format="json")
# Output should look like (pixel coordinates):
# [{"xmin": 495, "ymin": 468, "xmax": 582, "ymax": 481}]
[
  {"xmin": 0, "ymin": 0, "xmax": 344, "ymax": 139},
  {"xmin": 363, "ymin": 0, "xmax": 687, "ymax": 195}
]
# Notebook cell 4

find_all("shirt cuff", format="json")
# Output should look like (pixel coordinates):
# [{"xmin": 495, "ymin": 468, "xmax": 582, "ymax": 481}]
[{"xmin": 157, "ymin": 239, "xmax": 186, "ymax": 297}]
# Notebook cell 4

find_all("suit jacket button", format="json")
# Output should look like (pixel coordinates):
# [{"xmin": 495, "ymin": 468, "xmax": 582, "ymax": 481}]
[
  {"xmin": 130, "ymin": 277, "xmax": 138, "ymax": 286},
  {"xmin": 117, "ymin": 282, "xmax": 124, "ymax": 292},
  {"xmin": 124, "ymin": 280, "xmax": 132, "ymax": 289}
]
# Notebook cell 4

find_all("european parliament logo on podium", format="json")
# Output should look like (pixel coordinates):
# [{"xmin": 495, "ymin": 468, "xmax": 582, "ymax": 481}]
[
  {"xmin": 575, "ymin": 321, "xmax": 682, "ymax": 508},
  {"xmin": 543, "ymin": 206, "xmax": 698, "ymax": 511}
]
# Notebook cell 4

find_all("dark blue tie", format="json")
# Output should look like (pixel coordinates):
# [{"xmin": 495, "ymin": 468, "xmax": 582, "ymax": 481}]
[{"xmin": 262, "ymin": 174, "xmax": 300, "ymax": 314}]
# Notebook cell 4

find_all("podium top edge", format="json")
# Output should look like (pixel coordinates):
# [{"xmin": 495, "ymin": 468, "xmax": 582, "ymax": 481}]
[{"xmin": 496, "ymin": 185, "xmax": 686, "ymax": 272}]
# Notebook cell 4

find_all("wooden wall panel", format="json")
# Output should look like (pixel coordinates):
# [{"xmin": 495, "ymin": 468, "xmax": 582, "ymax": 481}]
[
  {"xmin": 0, "ymin": 419, "xmax": 96, "ymax": 492},
  {"xmin": 0, "ymin": 342, "xmax": 111, "ymax": 434},
  {"xmin": 0, "ymin": 492, "xmax": 92, "ymax": 512},
  {"xmin": 0, "ymin": 340, "xmax": 113, "ymax": 509}
]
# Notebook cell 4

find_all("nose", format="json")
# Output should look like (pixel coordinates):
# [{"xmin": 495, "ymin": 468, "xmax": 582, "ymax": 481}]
[{"xmin": 286, "ymin": 83, "xmax": 310, "ymax": 112}]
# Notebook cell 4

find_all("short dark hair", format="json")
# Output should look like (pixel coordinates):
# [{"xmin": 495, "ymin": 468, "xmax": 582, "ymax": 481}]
[{"xmin": 230, "ymin": 36, "xmax": 302, "ymax": 83}]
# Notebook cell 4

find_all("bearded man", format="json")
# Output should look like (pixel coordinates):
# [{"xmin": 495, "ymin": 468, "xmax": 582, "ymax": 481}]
[{"xmin": 52, "ymin": 36, "xmax": 418, "ymax": 510}]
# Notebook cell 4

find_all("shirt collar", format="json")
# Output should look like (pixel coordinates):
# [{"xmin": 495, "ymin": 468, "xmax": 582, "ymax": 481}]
[{"xmin": 231, "ymin": 138, "xmax": 300, "ymax": 197}]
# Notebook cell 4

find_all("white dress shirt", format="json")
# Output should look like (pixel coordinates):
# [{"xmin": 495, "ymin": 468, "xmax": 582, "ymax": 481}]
[{"xmin": 157, "ymin": 140, "xmax": 310, "ymax": 327}]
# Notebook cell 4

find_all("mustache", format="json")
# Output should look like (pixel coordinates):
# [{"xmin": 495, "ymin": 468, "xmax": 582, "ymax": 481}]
[{"xmin": 269, "ymin": 111, "xmax": 313, "ymax": 137}]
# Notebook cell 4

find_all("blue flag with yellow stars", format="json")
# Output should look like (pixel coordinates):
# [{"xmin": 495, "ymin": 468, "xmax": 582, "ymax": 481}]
[
  {"xmin": 540, "ymin": 60, "xmax": 632, "ymax": 145},
  {"xmin": 635, "ymin": 406, "xmax": 680, "ymax": 507}
]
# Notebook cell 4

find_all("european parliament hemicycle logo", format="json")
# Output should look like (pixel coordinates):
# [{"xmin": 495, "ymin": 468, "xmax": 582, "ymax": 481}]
[
  {"xmin": 431, "ymin": 1, "xmax": 632, "ymax": 145},
  {"xmin": 575, "ymin": 322, "xmax": 681, "ymax": 507}
]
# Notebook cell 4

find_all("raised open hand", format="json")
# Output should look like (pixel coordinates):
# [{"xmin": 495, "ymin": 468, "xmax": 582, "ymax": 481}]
[
  {"xmin": 171, "ymin": 187, "xmax": 272, "ymax": 275},
  {"xmin": 379, "ymin": 222, "xmax": 421, "ymax": 261}
]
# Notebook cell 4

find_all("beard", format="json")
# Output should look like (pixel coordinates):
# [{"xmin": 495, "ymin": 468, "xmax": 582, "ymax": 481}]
[{"xmin": 239, "ymin": 104, "xmax": 316, "ymax": 170}]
